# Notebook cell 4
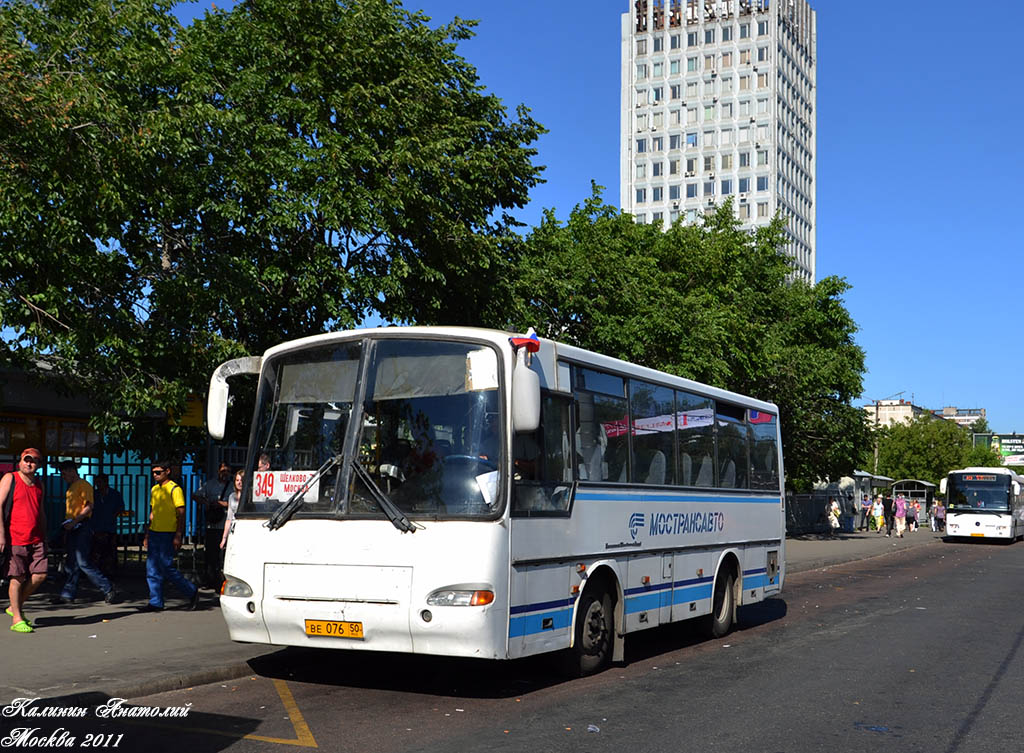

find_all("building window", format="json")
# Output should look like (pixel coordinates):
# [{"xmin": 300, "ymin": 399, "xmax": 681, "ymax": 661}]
[
  {"xmin": 686, "ymin": 81, "xmax": 698, "ymax": 98},
  {"xmin": 739, "ymin": 126, "xmax": 750, "ymax": 142},
  {"xmin": 739, "ymin": 151, "xmax": 750, "ymax": 167},
  {"xmin": 637, "ymin": 39, "xmax": 648, "ymax": 55},
  {"xmin": 670, "ymin": 209, "xmax": 680, "ymax": 222},
  {"xmin": 670, "ymin": 109, "xmax": 681, "ymax": 124},
  {"xmin": 721, "ymin": 179, "xmax": 732, "ymax": 195},
  {"xmin": 722, "ymin": 51, "xmax": 733, "ymax": 67},
  {"xmin": 703, "ymin": 181, "xmax": 715, "ymax": 196},
  {"xmin": 721, "ymin": 102, "xmax": 733, "ymax": 118},
  {"xmin": 671, "ymin": 83, "xmax": 682, "ymax": 99},
  {"xmin": 653, "ymin": 86, "xmax": 664, "ymax": 101},
  {"xmin": 670, "ymin": 59, "xmax": 680, "ymax": 75},
  {"xmin": 705, "ymin": 29, "xmax": 715, "ymax": 44},
  {"xmin": 686, "ymin": 183, "xmax": 697, "ymax": 198},
  {"xmin": 756, "ymin": 97, "xmax": 767, "ymax": 115},
  {"xmin": 686, "ymin": 157, "xmax": 696, "ymax": 173},
  {"xmin": 653, "ymin": 161, "xmax": 664, "ymax": 176},
  {"xmin": 757, "ymin": 175, "xmax": 768, "ymax": 191},
  {"xmin": 671, "ymin": 34, "xmax": 681, "ymax": 49},
  {"xmin": 757, "ymin": 46, "xmax": 768, "ymax": 62},
  {"xmin": 686, "ymin": 208, "xmax": 698, "ymax": 222},
  {"xmin": 721, "ymin": 75, "xmax": 733, "ymax": 92},
  {"xmin": 740, "ymin": 74, "xmax": 751, "ymax": 90},
  {"xmin": 686, "ymin": 132, "xmax": 698, "ymax": 147},
  {"xmin": 758, "ymin": 20, "xmax": 768, "ymax": 36},
  {"xmin": 687, "ymin": 31, "xmax": 698, "ymax": 47},
  {"xmin": 757, "ymin": 201, "xmax": 769, "ymax": 217},
  {"xmin": 637, "ymin": 138, "xmax": 647, "ymax": 153},
  {"xmin": 740, "ymin": 49, "xmax": 751, "ymax": 65},
  {"xmin": 704, "ymin": 54, "xmax": 715, "ymax": 70},
  {"xmin": 687, "ymin": 56, "xmax": 698, "ymax": 72},
  {"xmin": 739, "ymin": 177, "xmax": 750, "ymax": 193},
  {"xmin": 636, "ymin": 188, "xmax": 647, "ymax": 203},
  {"xmin": 740, "ymin": 23, "xmax": 750, "ymax": 39},
  {"xmin": 652, "ymin": 211, "xmax": 663, "ymax": 223},
  {"xmin": 653, "ymin": 62, "xmax": 663, "ymax": 77},
  {"xmin": 723, "ymin": 26, "xmax": 733, "ymax": 42},
  {"xmin": 654, "ymin": 36, "xmax": 664, "ymax": 52},
  {"xmin": 652, "ymin": 186, "xmax": 664, "ymax": 202},
  {"xmin": 757, "ymin": 124, "xmax": 769, "ymax": 140},
  {"xmin": 669, "ymin": 134, "xmax": 681, "ymax": 150},
  {"xmin": 757, "ymin": 72, "xmax": 768, "ymax": 88},
  {"xmin": 703, "ymin": 155, "xmax": 714, "ymax": 171},
  {"xmin": 757, "ymin": 149, "xmax": 768, "ymax": 165},
  {"xmin": 721, "ymin": 129, "xmax": 733, "ymax": 144},
  {"xmin": 652, "ymin": 136, "xmax": 664, "ymax": 151},
  {"xmin": 669, "ymin": 158, "xmax": 680, "ymax": 175},
  {"xmin": 703, "ymin": 130, "xmax": 715, "ymax": 147},
  {"xmin": 721, "ymin": 153, "xmax": 733, "ymax": 170},
  {"xmin": 636, "ymin": 163, "xmax": 647, "ymax": 178},
  {"xmin": 686, "ymin": 107, "xmax": 697, "ymax": 124},
  {"xmin": 739, "ymin": 202, "xmax": 750, "ymax": 219},
  {"xmin": 669, "ymin": 184, "xmax": 681, "ymax": 200},
  {"xmin": 653, "ymin": 111, "xmax": 664, "ymax": 128},
  {"xmin": 704, "ymin": 104, "xmax": 714, "ymax": 121}
]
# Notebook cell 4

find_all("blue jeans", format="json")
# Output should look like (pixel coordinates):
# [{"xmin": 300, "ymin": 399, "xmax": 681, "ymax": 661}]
[
  {"xmin": 62, "ymin": 526, "xmax": 113, "ymax": 599},
  {"xmin": 145, "ymin": 531, "xmax": 197, "ymax": 608}
]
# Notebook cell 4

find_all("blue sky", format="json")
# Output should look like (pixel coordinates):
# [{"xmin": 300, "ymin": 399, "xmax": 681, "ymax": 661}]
[
  {"xmin": 393, "ymin": 0, "xmax": 1024, "ymax": 431},
  {"xmin": 155, "ymin": 2, "xmax": 1024, "ymax": 433}
]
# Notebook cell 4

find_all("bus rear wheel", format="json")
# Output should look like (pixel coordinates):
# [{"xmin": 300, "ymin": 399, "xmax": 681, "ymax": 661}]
[
  {"xmin": 566, "ymin": 589, "xmax": 613, "ymax": 677},
  {"xmin": 704, "ymin": 572, "xmax": 735, "ymax": 639}
]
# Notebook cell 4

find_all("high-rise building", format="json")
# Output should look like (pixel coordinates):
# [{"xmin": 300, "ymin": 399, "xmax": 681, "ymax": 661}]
[{"xmin": 620, "ymin": 0, "xmax": 817, "ymax": 281}]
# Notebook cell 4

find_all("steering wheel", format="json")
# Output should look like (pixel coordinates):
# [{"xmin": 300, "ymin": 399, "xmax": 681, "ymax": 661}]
[{"xmin": 443, "ymin": 454, "xmax": 498, "ymax": 473}]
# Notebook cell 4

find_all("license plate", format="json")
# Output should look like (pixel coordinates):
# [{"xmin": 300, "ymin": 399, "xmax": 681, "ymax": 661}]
[
  {"xmin": 970, "ymin": 533, "xmax": 985, "ymax": 537},
  {"xmin": 304, "ymin": 619, "xmax": 364, "ymax": 638}
]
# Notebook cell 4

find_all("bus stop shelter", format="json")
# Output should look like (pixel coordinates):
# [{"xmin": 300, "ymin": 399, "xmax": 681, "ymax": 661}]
[{"xmin": 891, "ymin": 479, "xmax": 936, "ymax": 513}]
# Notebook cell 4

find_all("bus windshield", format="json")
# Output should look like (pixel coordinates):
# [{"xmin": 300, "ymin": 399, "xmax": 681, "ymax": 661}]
[
  {"xmin": 243, "ymin": 338, "xmax": 504, "ymax": 521},
  {"xmin": 946, "ymin": 473, "xmax": 1011, "ymax": 511}
]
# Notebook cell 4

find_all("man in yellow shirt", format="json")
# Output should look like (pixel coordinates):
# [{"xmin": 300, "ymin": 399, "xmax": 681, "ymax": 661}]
[
  {"xmin": 139, "ymin": 461, "xmax": 199, "ymax": 612},
  {"xmin": 53, "ymin": 461, "xmax": 116, "ymax": 604}
]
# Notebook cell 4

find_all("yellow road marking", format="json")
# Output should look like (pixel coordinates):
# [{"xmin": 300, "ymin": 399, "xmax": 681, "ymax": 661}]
[{"xmin": 243, "ymin": 679, "xmax": 318, "ymax": 747}]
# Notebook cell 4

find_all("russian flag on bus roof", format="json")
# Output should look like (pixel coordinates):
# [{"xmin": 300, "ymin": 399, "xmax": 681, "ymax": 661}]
[{"xmin": 509, "ymin": 328, "xmax": 540, "ymax": 353}]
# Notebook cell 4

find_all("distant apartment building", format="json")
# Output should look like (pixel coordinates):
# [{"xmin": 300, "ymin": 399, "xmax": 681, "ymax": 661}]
[
  {"xmin": 932, "ymin": 406, "xmax": 986, "ymax": 429},
  {"xmin": 863, "ymin": 399, "xmax": 927, "ymax": 429},
  {"xmin": 620, "ymin": 0, "xmax": 817, "ymax": 281}
]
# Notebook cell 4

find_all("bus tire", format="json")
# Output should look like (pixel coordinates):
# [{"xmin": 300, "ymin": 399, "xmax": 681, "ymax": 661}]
[
  {"xmin": 566, "ymin": 588, "xmax": 613, "ymax": 677},
  {"xmin": 704, "ymin": 571, "xmax": 735, "ymax": 639}
]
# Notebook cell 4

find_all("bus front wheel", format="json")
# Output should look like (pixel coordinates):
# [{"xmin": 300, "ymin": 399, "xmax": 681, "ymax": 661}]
[{"xmin": 566, "ymin": 589, "xmax": 613, "ymax": 677}]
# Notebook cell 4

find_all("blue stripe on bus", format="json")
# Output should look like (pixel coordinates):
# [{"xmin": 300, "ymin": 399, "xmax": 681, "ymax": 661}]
[
  {"xmin": 575, "ymin": 491, "xmax": 780, "ymax": 504},
  {"xmin": 509, "ymin": 608, "xmax": 573, "ymax": 637},
  {"xmin": 509, "ymin": 597, "xmax": 575, "ymax": 616}
]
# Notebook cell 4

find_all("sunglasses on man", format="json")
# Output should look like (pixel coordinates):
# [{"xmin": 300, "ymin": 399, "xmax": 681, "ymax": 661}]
[{"xmin": 21, "ymin": 456, "xmax": 40, "ymax": 465}]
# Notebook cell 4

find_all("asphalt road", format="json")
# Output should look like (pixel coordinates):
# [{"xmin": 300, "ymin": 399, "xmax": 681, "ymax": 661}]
[{"xmin": 4, "ymin": 539, "xmax": 1022, "ymax": 753}]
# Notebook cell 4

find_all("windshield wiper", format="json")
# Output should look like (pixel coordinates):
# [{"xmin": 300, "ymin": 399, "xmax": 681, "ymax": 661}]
[
  {"xmin": 351, "ymin": 459, "xmax": 416, "ymax": 533},
  {"xmin": 265, "ymin": 453, "xmax": 344, "ymax": 531}
]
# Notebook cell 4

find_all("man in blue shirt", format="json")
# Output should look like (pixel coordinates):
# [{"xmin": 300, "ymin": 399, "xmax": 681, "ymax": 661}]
[{"xmin": 90, "ymin": 473, "xmax": 124, "ymax": 580}]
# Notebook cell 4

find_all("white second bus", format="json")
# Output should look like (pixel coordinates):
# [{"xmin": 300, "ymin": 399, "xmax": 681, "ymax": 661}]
[
  {"xmin": 207, "ymin": 327, "xmax": 785, "ymax": 675},
  {"xmin": 941, "ymin": 467, "xmax": 1024, "ymax": 541}
]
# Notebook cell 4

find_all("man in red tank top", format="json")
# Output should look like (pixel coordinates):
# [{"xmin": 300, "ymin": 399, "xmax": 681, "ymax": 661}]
[{"xmin": 1, "ymin": 448, "xmax": 48, "ymax": 633}]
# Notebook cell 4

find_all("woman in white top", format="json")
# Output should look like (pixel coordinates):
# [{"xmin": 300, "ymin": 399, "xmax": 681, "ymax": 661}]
[{"xmin": 220, "ymin": 468, "xmax": 244, "ymax": 550}]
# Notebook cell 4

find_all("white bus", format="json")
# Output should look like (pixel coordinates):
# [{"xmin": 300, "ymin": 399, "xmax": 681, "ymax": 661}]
[
  {"xmin": 941, "ymin": 467, "xmax": 1024, "ymax": 541},
  {"xmin": 207, "ymin": 327, "xmax": 785, "ymax": 675}
]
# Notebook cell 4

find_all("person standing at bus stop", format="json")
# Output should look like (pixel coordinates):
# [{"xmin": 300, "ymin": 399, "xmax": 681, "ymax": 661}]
[
  {"xmin": 194, "ymin": 463, "xmax": 231, "ymax": 589},
  {"xmin": 52, "ymin": 461, "xmax": 117, "ymax": 605},
  {"xmin": 1, "ymin": 449, "xmax": 48, "ymax": 633},
  {"xmin": 139, "ymin": 461, "xmax": 199, "ymax": 612}
]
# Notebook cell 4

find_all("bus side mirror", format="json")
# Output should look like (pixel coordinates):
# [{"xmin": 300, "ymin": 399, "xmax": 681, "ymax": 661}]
[
  {"xmin": 207, "ymin": 356, "xmax": 262, "ymax": 440},
  {"xmin": 1014, "ymin": 482, "xmax": 1021, "ymax": 497},
  {"xmin": 939, "ymin": 478, "xmax": 947, "ymax": 495},
  {"xmin": 511, "ymin": 351, "xmax": 540, "ymax": 434}
]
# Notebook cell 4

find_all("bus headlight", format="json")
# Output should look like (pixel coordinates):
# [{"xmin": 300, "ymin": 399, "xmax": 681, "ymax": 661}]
[
  {"xmin": 426, "ymin": 587, "xmax": 495, "ymax": 607},
  {"xmin": 222, "ymin": 575, "xmax": 253, "ymax": 598}
]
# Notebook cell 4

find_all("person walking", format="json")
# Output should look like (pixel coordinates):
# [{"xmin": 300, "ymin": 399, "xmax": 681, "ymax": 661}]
[
  {"xmin": 826, "ymin": 497, "xmax": 841, "ymax": 536},
  {"xmin": 934, "ymin": 500, "xmax": 946, "ymax": 532},
  {"xmin": 906, "ymin": 498, "xmax": 917, "ymax": 533},
  {"xmin": 220, "ymin": 468, "xmax": 244, "ymax": 551},
  {"xmin": 139, "ymin": 460, "xmax": 199, "ymax": 612},
  {"xmin": 872, "ymin": 496, "xmax": 885, "ymax": 533},
  {"xmin": 859, "ymin": 494, "xmax": 872, "ymax": 531},
  {"xmin": 194, "ymin": 463, "xmax": 231, "ymax": 589},
  {"xmin": 893, "ymin": 494, "xmax": 907, "ymax": 538},
  {"xmin": 89, "ymin": 473, "xmax": 124, "ymax": 580},
  {"xmin": 1, "ymin": 449, "xmax": 48, "ymax": 633},
  {"xmin": 53, "ymin": 461, "xmax": 116, "ymax": 605}
]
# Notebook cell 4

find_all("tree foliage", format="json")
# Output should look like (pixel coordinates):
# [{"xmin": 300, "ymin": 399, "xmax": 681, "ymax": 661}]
[
  {"xmin": 875, "ymin": 414, "xmax": 978, "ymax": 486},
  {"xmin": 490, "ymin": 186, "xmax": 869, "ymax": 491},
  {"xmin": 0, "ymin": 0, "xmax": 543, "ymax": 454}
]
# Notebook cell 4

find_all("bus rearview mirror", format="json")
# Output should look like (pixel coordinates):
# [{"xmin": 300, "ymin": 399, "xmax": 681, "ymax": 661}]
[{"xmin": 511, "ymin": 353, "xmax": 540, "ymax": 434}]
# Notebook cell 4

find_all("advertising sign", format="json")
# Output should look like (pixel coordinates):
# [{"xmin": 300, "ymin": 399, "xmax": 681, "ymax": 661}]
[{"xmin": 990, "ymin": 435, "xmax": 1024, "ymax": 466}]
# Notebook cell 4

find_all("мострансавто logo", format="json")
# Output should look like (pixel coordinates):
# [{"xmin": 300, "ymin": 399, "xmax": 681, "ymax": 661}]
[
  {"xmin": 629, "ymin": 510, "xmax": 725, "ymax": 541},
  {"xmin": 629, "ymin": 512, "xmax": 645, "ymax": 540}
]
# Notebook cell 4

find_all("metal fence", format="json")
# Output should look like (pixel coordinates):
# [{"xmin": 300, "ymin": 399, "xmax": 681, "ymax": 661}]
[{"xmin": 786, "ymin": 491, "xmax": 858, "ymax": 535}]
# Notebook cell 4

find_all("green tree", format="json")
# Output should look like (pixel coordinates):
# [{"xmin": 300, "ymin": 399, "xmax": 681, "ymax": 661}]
[
  {"xmin": 0, "ymin": 0, "xmax": 543, "ymax": 454},
  {"xmin": 876, "ymin": 414, "xmax": 972, "ymax": 486},
  {"xmin": 494, "ymin": 187, "xmax": 869, "ymax": 491}
]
